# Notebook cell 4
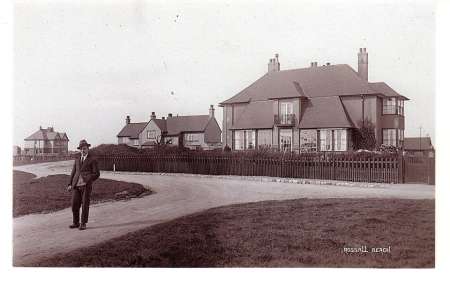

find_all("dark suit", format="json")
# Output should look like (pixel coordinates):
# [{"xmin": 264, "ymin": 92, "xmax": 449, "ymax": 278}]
[{"xmin": 68, "ymin": 153, "xmax": 100, "ymax": 224}]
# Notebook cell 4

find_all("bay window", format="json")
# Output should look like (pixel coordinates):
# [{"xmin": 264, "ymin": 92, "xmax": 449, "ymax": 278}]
[
  {"xmin": 234, "ymin": 130, "xmax": 256, "ymax": 150},
  {"xmin": 320, "ymin": 129, "xmax": 332, "ymax": 151},
  {"xmin": 383, "ymin": 98, "xmax": 404, "ymax": 116},
  {"xmin": 382, "ymin": 129, "xmax": 397, "ymax": 146},
  {"xmin": 333, "ymin": 129, "xmax": 347, "ymax": 151}
]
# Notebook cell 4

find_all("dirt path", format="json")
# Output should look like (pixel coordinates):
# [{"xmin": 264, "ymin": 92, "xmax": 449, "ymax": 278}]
[{"xmin": 13, "ymin": 161, "xmax": 434, "ymax": 266}]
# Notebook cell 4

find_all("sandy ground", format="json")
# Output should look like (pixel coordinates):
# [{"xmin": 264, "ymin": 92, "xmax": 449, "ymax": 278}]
[{"xmin": 13, "ymin": 161, "xmax": 434, "ymax": 266}]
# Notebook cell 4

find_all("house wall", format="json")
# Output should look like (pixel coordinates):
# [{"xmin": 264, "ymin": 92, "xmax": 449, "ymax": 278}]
[
  {"xmin": 222, "ymin": 105, "xmax": 233, "ymax": 147},
  {"xmin": 164, "ymin": 136, "xmax": 179, "ymax": 146},
  {"xmin": 118, "ymin": 137, "xmax": 130, "ymax": 145},
  {"xmin": 204, "ymin": 118, "xmax": 222, "ymax": 144},
  {"xmin": 139, "ymin": 121, "xmax": 162, "ymax": 145},
  {"xmin": 183, "ymin": 133, "xmax": 205, "ymax": 149}
]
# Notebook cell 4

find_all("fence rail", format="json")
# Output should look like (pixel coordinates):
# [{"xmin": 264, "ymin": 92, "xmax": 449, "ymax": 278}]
[{"xmin": 96, "ymin": 153, "xmax": 403, "ymax": 184}]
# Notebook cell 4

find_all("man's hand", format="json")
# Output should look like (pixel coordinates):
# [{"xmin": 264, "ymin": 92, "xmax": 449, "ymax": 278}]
[{"xmin": 67, "ymin": 185, "xmax": 72, "ymax": 192}]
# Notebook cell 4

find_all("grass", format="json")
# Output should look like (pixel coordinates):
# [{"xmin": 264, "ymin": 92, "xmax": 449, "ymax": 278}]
[
  {"xmin": 33, "ymin": 198, "xmax": 434, "ymax": 267},
  {"xmin": 13, "ymin": 170, "xmax": 152, "ymax": 217}
]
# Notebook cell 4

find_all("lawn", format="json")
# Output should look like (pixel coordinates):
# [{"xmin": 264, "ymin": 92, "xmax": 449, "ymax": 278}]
[
  {"xmin": 32, "ymin": 198, "xmax": 434, "ymax": 267},
  {"xmin": 13, "ymin": 170, "xmax": 152, "ymax": 217}
]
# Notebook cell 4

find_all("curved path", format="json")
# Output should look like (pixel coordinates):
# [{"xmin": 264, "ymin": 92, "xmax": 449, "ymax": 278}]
[{"xmin": 13, "ymin": 161, "xmax": 434, "ymax": 266}]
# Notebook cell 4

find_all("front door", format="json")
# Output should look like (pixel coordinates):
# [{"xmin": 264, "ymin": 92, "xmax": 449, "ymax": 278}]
[{"xmin": 279, "ymin": 129, "xmax": 293, "ymax": 152}]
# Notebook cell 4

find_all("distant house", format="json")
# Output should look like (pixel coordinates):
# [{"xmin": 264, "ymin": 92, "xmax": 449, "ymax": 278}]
[
  {"xmin": 404, "ymin": 137, "xmax": 434, "ymax": 157},
  {"xmin": 117, "ymin": 105, "xmax": 222, "ymax": 150},
  {"xmin": 24, "ymin": 126, "xmax": 69, "ymax": 155},
  {"xmin": 219, "ymin": 48, "xmax": 409, "ymax": 152},
  {"xmin": 13, "ymin": 145, "xmax": 21, "ymax": 156}
]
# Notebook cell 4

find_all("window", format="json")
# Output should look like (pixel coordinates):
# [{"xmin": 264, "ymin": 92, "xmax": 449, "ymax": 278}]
[
  {"xmin": 147, "ymin": 130, "xmax": 157, "ymax": 139},
  {"xmin": 133, "ymin": 139, "xmax": 139, "ymax": 146},
  {"xmin": 185, "ymin": 133, "xmax": 200, "ymax": 143},
  {"xmin": 383, "ymin": 98, "xmax": 397, "ymax": 114},
  {"xmin": 397, "ymin": 99, "xmax": 404, "ymax": 116},
  {"xmin": 383, "ymin": 98, "xmax": 404, "ymax": 115},
  {"xmin": 257, "ymin": 130, "xmax": 272, "ymax": 148},
  {"xmin": 280, "ymin": 129, "xmax": 293, "ymax": 152},
  {"xmin": 300, "ymin": 130, "xmax": 317, "ymax": 152},
  {"xmin": 234, "ymin": 130, "xmax": 256, "ymax": 150},
  {"xmin": 320, "ymin": 129, "xmax": 333, "ymax": 151},
  {"xmin": 398, "ymin": 129, "xmax": 404, "ymax": 148},
  {"xmin": 279, "ymin": 102, "xmax": 294, "ymax": 124},
  {"xmin": 333, "ymin": 129, "xmax": 347, "ymax": 151},
  {"xmin": 244, "ymin": 130, "xmax": 256, "ymax": 149},
  {"xmin": 234, "ymin": 131, "xmax": 245, "ymax": 150},
  {"xmin": 382, "ymin": 129, "xmax": 397, "ymax": 146}
]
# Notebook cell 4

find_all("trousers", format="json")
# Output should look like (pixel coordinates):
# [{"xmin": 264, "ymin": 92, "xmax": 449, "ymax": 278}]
[{"xmin": 71, "ymin": 185, "xmax": 92, "ymax": 224}]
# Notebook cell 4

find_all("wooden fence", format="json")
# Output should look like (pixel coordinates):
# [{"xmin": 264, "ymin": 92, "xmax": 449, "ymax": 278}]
[
  {"xmin": 13, "ymin": 155, "xmax": 74, "ymax": 166},
  {"xmin": 96, "ymin": 153, "xmax": 403, "ymax": 184}
]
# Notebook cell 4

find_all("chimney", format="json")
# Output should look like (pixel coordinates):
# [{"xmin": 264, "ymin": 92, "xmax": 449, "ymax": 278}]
[
  {"xmin": 358, "ymin": 47, "xmax": 368, "ymax": 81},
  {"xmin": 47, "ymin": 127, "xmax": 54, "ymax": 132},
  {"xmin": 39, "ymin": 126, "xmax": 42, "ymax": 130},
  {"xmin": 268, "ymin": 53, "xmax": 280, "ymax": 73},
  {"xmin": 168, "ymin": 113, "xmax": 173, "ymax": 118},
  {"xmin": 310, "ymin": 62, "xmax": 318, "ymax": 67},
  {"xmin": 209, "ymin": 105, "xmax": 215, "ymax": 118},
  {"xmin": 162, "ymin": 117, "xmax": 165, "ymax": 120},
  {"xmin": 126, "ymin": 115, "xmax": 130, "ymax": 125},
  {"xmin": 326, "ymin": 62, "xmax": 330, "ymax": 66},
  {"xmin": 150, "ymin": 112, "xmax": 156, "ymax": 119}
]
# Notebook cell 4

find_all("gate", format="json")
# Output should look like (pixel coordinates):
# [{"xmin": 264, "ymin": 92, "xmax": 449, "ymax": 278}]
[{"xmin": 403, "ymin": 156, "xmax": 435, "ymax": 185}]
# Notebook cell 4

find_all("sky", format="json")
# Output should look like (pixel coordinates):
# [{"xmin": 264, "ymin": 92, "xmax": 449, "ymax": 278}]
[{"xmin": 14, "ymin": 0, "xmax": 435, "ymax": 150}]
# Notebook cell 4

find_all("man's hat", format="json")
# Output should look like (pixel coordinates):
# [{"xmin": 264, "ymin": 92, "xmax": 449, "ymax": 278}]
[{"xmin": 77, "ymin": 139, "xmax": 91, "ymax": 150}]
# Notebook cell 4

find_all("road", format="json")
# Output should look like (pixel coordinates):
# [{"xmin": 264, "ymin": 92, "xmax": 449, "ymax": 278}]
[{"xmin": 13, "ymin": 161, "xmax": 434, "ymax": 266}]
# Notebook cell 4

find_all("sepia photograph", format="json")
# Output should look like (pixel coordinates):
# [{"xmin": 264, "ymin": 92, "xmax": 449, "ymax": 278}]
[{"xmin": 3, "ymin": 0, "xmax": 446, "ymax": 276}]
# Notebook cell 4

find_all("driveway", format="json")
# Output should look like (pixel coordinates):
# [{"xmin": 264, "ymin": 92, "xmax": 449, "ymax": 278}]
[{"xmin": 13, "ymin": 161, "xmax": 434, "ymax": 266}]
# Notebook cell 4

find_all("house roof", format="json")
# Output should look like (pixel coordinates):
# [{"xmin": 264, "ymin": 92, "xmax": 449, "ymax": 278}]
[
  {"xmin": 25, "ymin": 128, "xmax": 69, "ymax": 141},
  {"xmin": 165, "ymin": 115, "xmax": 211, "ymax": 135},
  {"xmin": 298, "ymin": 96, "xmax": 354, "ymax": 129},
  {"xmin": 369, "ymin": 82, "xmax": 409, "ymax": 100},
  {"xmin": 404, "ymin": 137, "xmax": 434, "ymax": 151},
  {"xmin": 220, "ymin": 64, "xmax": 379, "ymax": 105},
  {"xmin": 117, "ymin": 122, "xmax": 148, "ymax": 138},
  {"xmin": 230, "ymin": 100, "xmax": 274, "ymax": 130},
  {"xmin": 153, "ymin": 119, "xmax": 167, "ymax": 132}
]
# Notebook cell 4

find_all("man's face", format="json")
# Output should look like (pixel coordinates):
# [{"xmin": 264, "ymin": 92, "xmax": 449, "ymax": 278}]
[{"xmin": 80, "ymin": 146, "xmax": 89, "ymax": 156}]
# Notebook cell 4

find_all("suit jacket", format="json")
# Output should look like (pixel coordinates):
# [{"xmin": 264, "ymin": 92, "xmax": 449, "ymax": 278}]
[{"xmin": 68, "ymin": 153, "xmax": 100, "ymax": 188}]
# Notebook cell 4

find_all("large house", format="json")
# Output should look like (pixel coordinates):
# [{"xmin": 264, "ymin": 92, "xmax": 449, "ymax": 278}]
[
  {"xmin": 24, "ymin": 126, "xmax": 70, "ymax": 155},
  {"xmin": 219, "ymin": 48, "xmax": 409, "ymax": 152},
  {"xmin": 117, "ymin": 105, "xmax": 222, "ymax": 150}
]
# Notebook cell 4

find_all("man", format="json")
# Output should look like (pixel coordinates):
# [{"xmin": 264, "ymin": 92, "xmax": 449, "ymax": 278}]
[{"xmin": 67, "ymin": 139, "xmax": 100, "ymax": 230}]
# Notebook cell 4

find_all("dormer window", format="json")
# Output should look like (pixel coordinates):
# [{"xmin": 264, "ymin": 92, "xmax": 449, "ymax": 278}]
[{"xmin": 383, "ymin": 97, "xmax": 404, "ymax": 115}]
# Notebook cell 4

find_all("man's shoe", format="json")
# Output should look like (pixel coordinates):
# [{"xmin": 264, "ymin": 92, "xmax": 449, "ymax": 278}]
[
  {"xmin": 69, "ymin": 223, "xmax": 80, "ymax": 229},
  {"xmin": 79, "ymin": 223, "xmax": 87, "ymax": 230}
]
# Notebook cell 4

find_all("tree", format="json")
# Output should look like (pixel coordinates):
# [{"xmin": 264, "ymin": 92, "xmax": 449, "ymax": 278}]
[{"xmin": 352, "ymin": 118, "xmax": 377, "ymax": 151}]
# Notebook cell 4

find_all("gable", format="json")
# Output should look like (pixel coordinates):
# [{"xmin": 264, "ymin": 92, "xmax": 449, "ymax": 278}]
[{"xmin": 298, "ymin": 96, "xmax": 354, "ymax": 129}]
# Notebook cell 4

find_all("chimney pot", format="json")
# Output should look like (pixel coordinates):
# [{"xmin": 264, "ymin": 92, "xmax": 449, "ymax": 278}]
[
  {"xmin": 126, "ymin": 115, "xmax": 131, "ymax": 125},
  {"xmin": 209, "ymin": 105, "xmax": 215, "ymax": 118},
  {"xmin": 326, "ymin": 62, "xmax": 330, "ymax": 66},
  {"xmin": 268, "ymin": 53, "xmax": 280, "ymax": 73},
  {"xmin": 168, "ymin": 113, "xmax": 173, "ymax": 118},
  {"xmin": 357, "ymin": 47, "xmax": 368, "ymax": 81}
]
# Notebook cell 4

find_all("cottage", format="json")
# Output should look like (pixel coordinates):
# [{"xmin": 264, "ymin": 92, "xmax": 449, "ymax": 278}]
[
  {"xmin": 219, "ymin": 48, "xmax": 409, "ymax": 152},
  {"xmin": 117, "ymin": 106, "xmax": 222, "ymax": 150},
  {"xmin": 24, "ymin": 126, "xmax": 69, "ymax": 155},
  {"xmin": 404, "ymin": 137, "xmax": 434, "ymax": 157}
]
